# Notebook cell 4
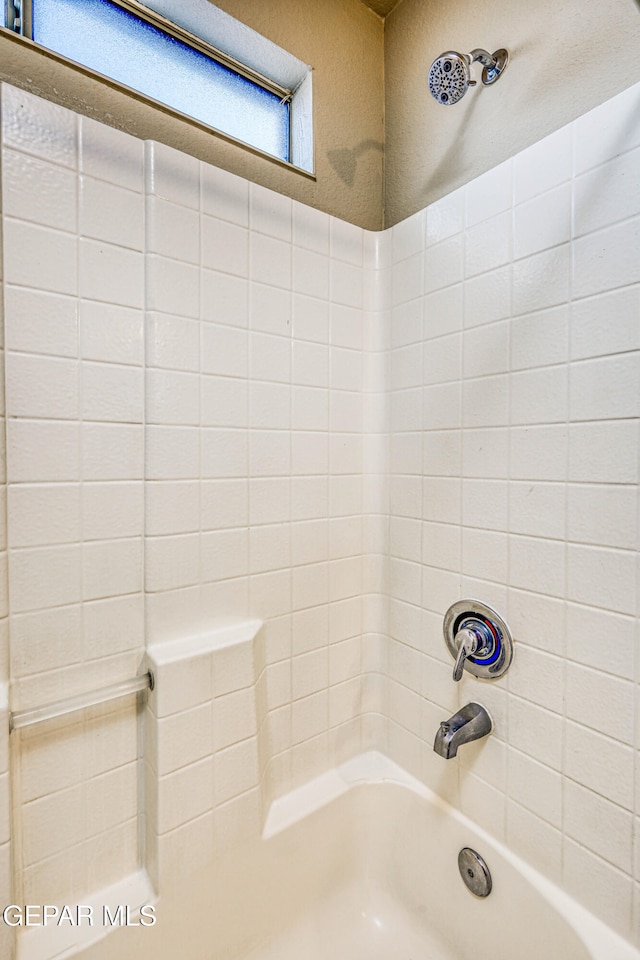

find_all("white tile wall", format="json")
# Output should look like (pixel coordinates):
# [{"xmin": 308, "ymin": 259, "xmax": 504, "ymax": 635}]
[
  {"xmin": 1, "ymin": 84, "xmax": 145, "ymax": 921},
  {"xmin": 386, "ymin": 80, "xmax": 640, "ymax": 946},
  {"xmin": 0, "ymin": 94, "xmax": 12, "ymax": 960},
  {"xmin": 1, "ymin": 76, "xmax": 639, "ymax": 957},
  {"xmin": 141, "ymin": 139, "xmax": 366, "ymax": 826}
]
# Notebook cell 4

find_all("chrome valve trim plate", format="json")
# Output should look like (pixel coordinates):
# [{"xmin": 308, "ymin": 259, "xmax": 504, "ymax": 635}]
[{"xmin": 443, "ymin": 599, "xmax": 514, "ymax": 681}]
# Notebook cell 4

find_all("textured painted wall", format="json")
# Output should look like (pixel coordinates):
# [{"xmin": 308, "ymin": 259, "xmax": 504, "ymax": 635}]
[
  {"xmin": 213, "ymin": 0, "xmax": 385, "ymax": 228},
  {"xmin": 3, "ymin": 1, "xmax": 640, "ymax": 231},
  {"xmin": 384, "ymin": 0, "xmax": 640, "ymax": 225},
  {"xmin": 0, "ymin": 0, "xmax": 384, "ymax": 230}
]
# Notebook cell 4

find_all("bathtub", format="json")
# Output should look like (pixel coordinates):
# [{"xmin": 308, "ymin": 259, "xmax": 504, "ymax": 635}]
[
  {"xmin": 70, "ymin": 752, "xmax": 639, "ymax": 960},
  {"xmin": 200, "ymin": 753, "xmax": 640, "ymax": 960}
]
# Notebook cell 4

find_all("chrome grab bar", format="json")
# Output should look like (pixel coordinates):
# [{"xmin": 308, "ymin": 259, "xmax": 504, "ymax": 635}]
[{"xmin": 9, "ymin": 670, "xmax": 154, "ymax": 732}]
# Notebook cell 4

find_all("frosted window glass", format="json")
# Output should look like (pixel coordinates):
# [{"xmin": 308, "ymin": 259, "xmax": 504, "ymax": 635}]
[{"xmin": 32, "ymin": 0, "xmax": 290, "ymax": 161}]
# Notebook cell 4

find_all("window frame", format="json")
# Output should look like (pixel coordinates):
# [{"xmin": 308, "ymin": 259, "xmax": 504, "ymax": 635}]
[{"xmin": 4, "ymin": 0, "xmax": 314, "ymax": 172}]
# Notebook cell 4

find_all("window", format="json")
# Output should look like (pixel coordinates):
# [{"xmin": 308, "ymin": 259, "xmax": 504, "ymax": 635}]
[{"xmin": 4, "ymin": 0, "xmax": 313, "ymax": 170}]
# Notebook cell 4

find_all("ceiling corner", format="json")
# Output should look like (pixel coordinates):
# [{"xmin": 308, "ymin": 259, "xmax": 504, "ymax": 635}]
[{"xmin": 358, "ymin": 0, "xmax": 403, "ymax": 19}]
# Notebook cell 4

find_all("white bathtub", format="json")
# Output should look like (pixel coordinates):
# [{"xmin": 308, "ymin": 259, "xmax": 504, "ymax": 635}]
[
  {"xmin": 220, "ymin": 753, "xmax": 640, "ymax": 960},
  {"xmin": 75, "ymin": 752, "xmax": 639, "ymax": 960}
]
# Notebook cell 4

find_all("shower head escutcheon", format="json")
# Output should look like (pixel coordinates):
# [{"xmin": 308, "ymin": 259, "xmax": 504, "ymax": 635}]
[{"xmin": 428, "ymin": 48, "xmax": 509, "ymax": 106}]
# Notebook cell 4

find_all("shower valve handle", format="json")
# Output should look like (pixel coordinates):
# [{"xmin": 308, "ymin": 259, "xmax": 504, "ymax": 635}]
[
  {"xmin": 452, "ymin": 628, "xmax": 479, "ymax": 682},
  {"xmin": 443, "ymin": 600, "xmax": 514, "ymax": 682}
]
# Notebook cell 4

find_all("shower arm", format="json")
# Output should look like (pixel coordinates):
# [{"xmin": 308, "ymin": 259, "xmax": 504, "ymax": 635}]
[
  {"xmin": 469, "ymin": 49, "xmax": 495, "ymax": 68},
  {"xmin": 467, "ymin": 48, "xmax": 510, "ymax": 87},
  {"xmin": 465, "ymin": 49, "xmax": 495, "ymax": 86}
]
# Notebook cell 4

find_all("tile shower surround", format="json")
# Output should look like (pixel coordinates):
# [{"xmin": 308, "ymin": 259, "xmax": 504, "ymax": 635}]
[{"xmin": 0, "ymin": 78, "xmax": 638, "ymax": 953}]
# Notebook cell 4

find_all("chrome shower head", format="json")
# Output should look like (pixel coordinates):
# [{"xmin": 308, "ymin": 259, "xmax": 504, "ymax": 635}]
[
  {"xmin": 428, "ymin": 48, "xmax": 509, "ymax": 106},
  {"xmin": 428, "ymin": 51, "xmax": 471, "ymax": 106}
]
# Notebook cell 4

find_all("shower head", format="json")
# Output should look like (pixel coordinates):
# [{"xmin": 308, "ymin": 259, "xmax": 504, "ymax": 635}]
[{"xmin": 428, "ymin": 48, "xmax": 509, "ymax": 106}]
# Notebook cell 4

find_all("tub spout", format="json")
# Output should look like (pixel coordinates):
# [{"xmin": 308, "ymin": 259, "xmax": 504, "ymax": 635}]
[{"xmin": 433, "ymin": 702, "xmax": 492, "ymax": 759}]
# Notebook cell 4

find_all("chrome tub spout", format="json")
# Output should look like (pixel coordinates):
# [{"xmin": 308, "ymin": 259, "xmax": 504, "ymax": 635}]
[{"xmin": 433, "ymin": 702, "xmax": 492, "ymax": 759}]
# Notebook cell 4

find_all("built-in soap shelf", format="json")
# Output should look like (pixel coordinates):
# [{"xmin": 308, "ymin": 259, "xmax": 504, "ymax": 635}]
[{"xmin": 147, "ymin": 618, "xmax": 263, "ymax": 667}]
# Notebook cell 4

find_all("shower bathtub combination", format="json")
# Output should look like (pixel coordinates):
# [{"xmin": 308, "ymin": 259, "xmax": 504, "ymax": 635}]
[
  {"xmin": 35, "ymin": 753, "xmax": 640, "ymax": 960},
  {"xmin": 11, "ymin": 614, "xmax": 640, "ymax": 960},
  {"xmin": 1, "ymin": 45, "xmax": 640, "ymax": 960},
  {"xmin": 204, "ymin": 756, "xmax": 638, "ymax": 960}
]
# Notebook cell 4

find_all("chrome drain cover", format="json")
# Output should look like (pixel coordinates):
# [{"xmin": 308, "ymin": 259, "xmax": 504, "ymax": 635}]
[{"xmin": 458, "ymin": 847, "xmax": 492, "ymax": 897}]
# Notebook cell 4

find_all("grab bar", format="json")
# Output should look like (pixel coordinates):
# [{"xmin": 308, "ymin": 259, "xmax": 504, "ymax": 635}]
[{"xmin": 9, "ymin": 670, "xmax": 154, "ymax": 732}]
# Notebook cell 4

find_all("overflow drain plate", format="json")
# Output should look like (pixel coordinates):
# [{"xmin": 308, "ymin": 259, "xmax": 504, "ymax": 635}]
[{"xmin": 458, "ymin": 847, "xmax": 492, "ymax": 897}]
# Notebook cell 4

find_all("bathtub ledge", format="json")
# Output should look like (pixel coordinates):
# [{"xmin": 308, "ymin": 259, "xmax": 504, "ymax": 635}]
[
  {"xmin": 263, "ymin": 750, "xmax": 428, "ymax": 839},
  {"xmin": 15, "ymin": 868, "xmax": 155, "ymax": 960}
]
